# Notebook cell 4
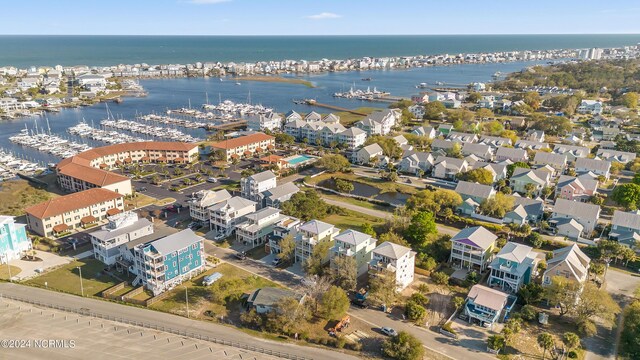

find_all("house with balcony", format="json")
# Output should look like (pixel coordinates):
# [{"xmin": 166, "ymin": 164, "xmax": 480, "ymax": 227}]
[
  {"xmin": 209, "ymin": 196, "xmax": 257, "ymax": 237},
  {"xmin": 267, "ymin": 216, "xmax": 301, "ymax": 255},
  {"xmin": 294, "ymin": 220, "xmax": 340, "ymax": 265},
  {"xmin": 0, "ymin": 216, "xmax": 31, "ymax": 264},
  {"xmin": 90, "ymin": 211, "xmax": 154, "ymax": 266},
  {"xmin": 369, "ymin": 242, "xmax": 416, "ymax": 290},
  {"xmin": 189, "ymin": 189, "xmax": 232, "ymax": 223},
  {"xmin": 338, "ymin": 127, "xmax": 367, "ymax": 150},
  {"xmin": 432, "ymin": 156, "xmax": 469, "ymax": 180},
  {"xmin": 609, "ymin": 210, "xmax": 640, "ymax": 247},
  {"xmin": 450, "ymin": 226, "xmax": 497, "ymax": 272},
  {"xmin": 354, "ymin": 143, "xmax": 384, "ymax": 165},
  {"xmin": 398, "ymin": 151, "xmax": 434, "ymax": 176},
  {"xmin": 246, "ymin": 112, "xmax": 283, "ymax": 132},
  {"xmin": 510, "ymin": 168, "xmax": 551, "ymax": 196},
  {"xmin": 488, "ymin": 242, "xmax": 538, "ymax": 293},
  {"xmin": 241, "ymin": 170, "xmax": 277, "ymax": 202},
  {"xmin": 235, "ymin": 207, "xmax": 284, "ymax": 248},
  {"xmin": 132, "ymin": 229, "xmax": 205, "ymax": 296},
  {"xmin": 542, "ymin": 244, "xmax": 590, "ymax": 286},
  {"xmin": 455, "ymin": 181, "xmax": 496, "ymax": 215},
  {"xmin": 331, "ymin": 229, "xmax": 377, "ymax": 276},
  {"xmin": 258, "ymin": 182, "xmax": 299, "ymax": 209},
  {"xmin": 463, "ymin": 284, "xmax": 515, "ymax": 328}
]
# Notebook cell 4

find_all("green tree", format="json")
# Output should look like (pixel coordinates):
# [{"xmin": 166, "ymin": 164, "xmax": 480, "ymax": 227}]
[
  {"xmin": 518, "ymin": 282, "xmax": 543, "ymax": 305},
  {"xmin": 320, "ymin": 285, "xmax": 350, "ymax": 320},
  {"xmin": 537, "ymin": 333, "xmax": 555, "ymax": 360},
  {"xmin": 281, "ymin": 190, "xmax": 329, "ymax": 221},
  {"xmin": 544, "ymin": 276, "xmax": 581, "ymax": 316},
  {"xmin": 506, "ymin": 161, "xmax": 530, "ymax": 177},
  {"xmin": 487, "ymin": 335, "xmax": 506, "ymax": 352},
  {"xmin": 467, "ymin": 92, "xmax": 482, "ymax": 103},
  {"xmin": 423, "ymin": 101, "xmax": 446, "ymax": 120},
  {"xmin": 365, "ymin": 135, "xmax": 403, "ymax": 159},
  {"xmin": 318, "ymin": 154, "xmax": 351, "ymax": 173},
  {"xmin": 476, "ymin": 108, "xmax": 494, "ymax": 119},
  {"xmin": 406, "ymin": 189, "xmax": 462, "ymax": 214},
  {"xmin": 334, "ymin": 178, "xmax": 354, "ymax": 193},
  {"xmin": 524, "ymin": 91, "xmax": 542, "ymax": 110},
  {"xmin": 277, "ymin": 234, "xmax": 296, "ymax": 264},
  {"xmin": 361, "ymin": 223, "xmax": 376, "ymax": 237},
  {"xmin": 452, "ymin": 296, "xmax": 465, "ymax": 311},
  {"xmin": 574, "ymin": 282, "xmax": 620, "ymax": 325},
  {"xmin": 378, "ymin": 231, "xmax": 410, "ymax": 247},
  {"xmin": 456, "ymin": 168, "xmax": 494, "ymax": 185},
  {"xmin": 383, "ymin": 331, "xmax": 425, "ymax": 360},
  {"xmin": 405, "ymin": 298, "xmax": 427, "ymax": 323},
  {"xmin": 405, "ymin": 211, "xmax": 437, "ymax": 246},
  {"xmin": 274, "ymin": 133, "xmax": 295, "ymax": 145},
  {"xmin": 478, "ymin": 193, "xmax": 514, "ymax": 218},
  {"xmin": 620, "ymin": 300, "xmax": 640, "ymax": 359},
  {"xmin": 430, "ymin": 271, "xmax": 449, "ymax": 285},
  {"xmin": 275, "ymin": 296, "xmax": 310, "ymax": 333},
  {"xmin": 562, "ymin": 332, "xmax": 581, "ymax": 351},
  {"xmin": 369, "ymin": 270, "xmax": 398, "ymax": 307},
  {"xmin": 501, "ymin": 318, "xmax": 522, "ymax": 345},
  {"xmin": 303, "ymin": 240, "xmax": 332, "ymax": 276},
  {"xmin": 330, "ymin": 255, "xmax": 357, "ymax": 291},
  {"xmin": 446, "ymin": 141, "xmax": 463, "ymax": 158},
  {"xmin": 611, "ymin": 183, "xmax": 640, "ymax": 210}
]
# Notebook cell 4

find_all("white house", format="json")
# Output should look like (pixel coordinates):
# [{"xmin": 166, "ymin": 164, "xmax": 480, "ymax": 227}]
[
  {"xmin": 209, "ymin": 197, "xmax": 257, "ymax": 237},
  {"xmin": 241, "ymin": 170, "xmax": 277, "ymax": 202},
  {"xmin": 577, "ymin": 100, "xmax": 603, "ymax": 115},
  {"xmin": 369, "ymin": 242, "xmax": 416, "ymax": 290}
]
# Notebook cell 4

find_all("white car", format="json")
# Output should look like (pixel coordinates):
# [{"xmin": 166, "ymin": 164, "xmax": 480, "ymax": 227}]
[
  {"xmin": 381, "ymin": 327, "xmax": 398, "ymax": 337},
  {"xmin": 207, "ymin": 177, "xmax": 217, "ymax": 183}
]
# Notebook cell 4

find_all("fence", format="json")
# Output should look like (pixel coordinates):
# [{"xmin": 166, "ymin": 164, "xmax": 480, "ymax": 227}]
[
  {"xmin": 0, "ymin": 293, "xmax": 310, "ymax": 360},
  {"xmin": 102, "ymin": 281, "xmax": 128, "ymax": 300},
  {"xmin": 121, "ymin": 286, "xmax": 146, "ymax": 306}
]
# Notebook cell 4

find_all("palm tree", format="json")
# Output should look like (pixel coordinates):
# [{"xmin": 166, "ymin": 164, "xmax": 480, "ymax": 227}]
[{"xmin": 537, "ymin": 333, "xmax": 554, "ymax": 360}]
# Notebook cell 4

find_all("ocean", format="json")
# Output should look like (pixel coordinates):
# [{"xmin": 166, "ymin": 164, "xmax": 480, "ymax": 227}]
[{"xmin": 1, "ymin": 34, "xmax": 640, "ymax": 68}]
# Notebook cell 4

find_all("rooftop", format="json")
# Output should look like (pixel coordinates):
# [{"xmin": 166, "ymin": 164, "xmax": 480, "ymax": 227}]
[{"xmin": 25, "ymin": 188, "xmax": 123, "ymax": 219}]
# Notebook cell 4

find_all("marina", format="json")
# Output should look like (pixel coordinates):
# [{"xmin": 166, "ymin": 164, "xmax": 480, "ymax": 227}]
[
  {"xmin": 68, "ymin": 121, "xmax": 150, "ymax": 144},
  {"xmin": 9, "ymin": 125, "xmax": 93, "ymax": 159},
  {"xmin": 100, "ymin": 119, "xmax": 201, "ymax": 142},
  {"xmin": 202, "ymin": 99, "xmax": 274, "ymax": 116},
  {"xmin": 138, "ymin": 114, "xmax": 206, "ymax": 129},
  {"xmin": 0, "ymin": 148, "xmax": 47, "ymax": 179},
  {"xmin": 333, "ymin": 86, "xmax": 391, "ymax": 100}
]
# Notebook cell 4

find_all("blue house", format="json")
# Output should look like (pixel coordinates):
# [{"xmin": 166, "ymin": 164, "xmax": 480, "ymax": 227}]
[
  {"xmin": 133, "ymin": 229, "xmax": 205, "ymax": 295},
  {"xmin": 488, "ymin": 242, "xmax": 539, "ymax": 293},
  {"xmin": 464, "ymin": 284, "xmax": 516, "ymax": 328},
  {"xmin": 0, "ymin": 216, "xmax": 31, "ymax": 264}
]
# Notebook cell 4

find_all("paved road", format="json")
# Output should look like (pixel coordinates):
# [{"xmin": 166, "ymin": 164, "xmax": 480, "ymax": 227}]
[
  {"xmin": 320, "ymin": 197, "xmax": 460, "ymax": 237},
  {"xmin": 0, "ymin": 283, "xmax": 355, "ymax": 360}
]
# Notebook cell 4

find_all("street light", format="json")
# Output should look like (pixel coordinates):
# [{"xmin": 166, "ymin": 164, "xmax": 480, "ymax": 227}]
[
  {"xmin": 77, "ymin": 266, "xmax": 84, "ymax": 297},
  {"xmin": 4, "ymin": 254, "xmax": 11, "ymax": 282},
  {"xmin": 184, "ymin": 286, "xmax": 189, "ymax": 318}
]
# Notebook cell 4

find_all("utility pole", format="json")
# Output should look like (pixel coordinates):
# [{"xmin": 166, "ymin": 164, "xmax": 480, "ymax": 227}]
[{"xmin": 77, "ymin": 266, "xmax": 84, "ymax": 297}]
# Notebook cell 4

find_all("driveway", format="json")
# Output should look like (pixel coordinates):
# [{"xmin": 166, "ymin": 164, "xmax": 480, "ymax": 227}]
[{"xmin": 8, "ymin": 250, "xmax": 71, "ymax": 281}]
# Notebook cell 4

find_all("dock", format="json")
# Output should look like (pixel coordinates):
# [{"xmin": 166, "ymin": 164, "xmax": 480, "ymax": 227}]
[
  {"xmin": 202, "ymin": 120, "xmax": 247, "ymax": 131},
  {"xmin": 301, "ymin": 100, "xmax": 369, "ymax": 116}
]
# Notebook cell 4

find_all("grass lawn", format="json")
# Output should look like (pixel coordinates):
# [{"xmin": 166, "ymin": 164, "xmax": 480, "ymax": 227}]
[
  {"xmin": 309, "ymin": 172, "xmax": 417, "ymax": 195},
  {"xmin": 322, "ymin": 210, "xmax": 385, "ymax": 233},
  {"xmin": 125, "ymin": 193, "xmax": 157, "ymax": 209},
  {"xmin": 154, "ymin": 197, "xmax": 176, "ymax": 206},
  {"xmin": 321, "ymin": 193, "xmax": 393, "ymax": 212},
  {"xmin": 111, "ymin": 285, "xmax": 136, "ymax": 297},
  {"xmin": 246, "ymin": 246, "xmax": 268, "ymax": 260},
  {"xmin": 150, "ymin": 263, "xmax": 280, "ymax": 319},
  {"xmin": 0, "ymin": 265, "xmax": 22, "ymax": 280},
  {"xmin": 0, "ymin": 180, "xmax": 58, "ymax": 216},
  {"xmin": 336, "ymin": 107, "xmax": 378, "ymax": 126},
  {"xmin": 25, "ymin": 259, "xmax": 120, "ymax": 297}
]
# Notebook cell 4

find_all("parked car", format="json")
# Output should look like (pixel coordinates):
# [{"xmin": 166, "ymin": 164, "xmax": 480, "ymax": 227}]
[
  {"xmin": 234, "ymin": 251, "xmax": 247, "ymax": 260},
  {"xmin": 272, "ymin": 257, "xmax": 282, "ymax": 266},
  {"xmin": 351, "ymin": 300, "xmax": 369, "ymax": 309},
  {"xmin": 187, "ymin": 222, "xmax": 200, "ymax": 230},
  {"xmin": 214, "ymin": 233, "xmax": 226, "ymax": 241},
  {"xmin": 136, "ymin": 187, "xmax": 147, "ymax": 192},
  {"xmin": 207, "ymin": 177, "xmax": 217, "ymax": 183},
  {"xmin": 381, "ymin": 327, "xmax": 398, "ymax": 337}
]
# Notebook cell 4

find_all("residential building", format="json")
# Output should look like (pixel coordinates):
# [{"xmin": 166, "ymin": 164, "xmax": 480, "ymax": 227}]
[
  {"xmin": 331, "ymin": 229, "xmax": 377, "ymax": 276},
  {"xmin": 188, "ymin": 189, "xmax": 232, "ymax": 223},
  {"xmin": 575, "ymin": 158, "xmax": 611, "ymax": 180},
  {"xmin": 461, "ymin": 143, "xmax": 494, "ymax": 161},
  {"xmin": 552, "ymin": 144, "xmax": 590, "ymax": 163},
  {"xmin": 515, "ymin": 139, "xmax": 550, "ymax": 151},
  {"xmin": 338, "ymin": 127, "xmax": 367, "ymax": 150},
  {"xmin": 471, "ymin": 162, "xmax": 507, "ymax": 181},
  {"xmin": 551, "ymin": 198, "xmax": 601, "ymax": 238},
  {"xmin": 0, "ymin": 216, "xmax": 31, "ymax": 264},
  {"xmin": 246, "ymin": 287, "xmax": 305, "ymax": 314},
  {"xmin": 533, "ymin": 152, "xmax": 567, "ymax": 174},
  {"xmin": 267, "ymin": 216, "xmax": 301, "ymax": 255},
  {"xmin": 369, "ymin": 242, "xmax": 416, "ymax": 290},
  {"xmin": 295, "ymin": 220, "xmax": 340, "ymax": 265},
  {"xmin": 609, "ymin": 210, "xmax": 640, "ymax": 247},
  {"xmin": 495, "ymin": 147, "xmax": 528, "ymax": 163},
  {"xmin": 209, "ymin": 196, "xmax": 257, "ymax": 237},
  {"xmin": 503, "ymin": 196, "xmax": 544, "ymax": 225},
  {"xmin": 431, "ymin": 139, "xmax": 459, "ymax": 152},
  {"xmin": 398, "ymin": 152, "xmax": 434, "ymax": 176},
  {"xmin": 479, "ymin": 136, "xmax": 512, "ymax": 148},
  {"xmin": 411, "ymin": 126, "xmax": 436, "ymax": 139},
  {"xmin": 555, "ymin": 175, "xmax": 598, "ymax": 202},
  {"xmin": 526, "ymin": 130, "xmax": 545, "ymax": 142},
  {"xmin": 354, "ymin": 143, "xmax": 383, "ymax": 165},
  {"xmin": 133, "ymin": 229, "xmax": 205, "ymax": 296},
  {"xmin": 596, "ymin": 149, "xmax": 637, "ymax": 164},
  {"xmin": 211, "ymin": 132, "xmax": 275, "ymax": 161},
  {"xmin": 463, "ymin": 285, "xmax": 515, "ymax": 328},
  {"xmin": 449, "ymin": 226, "xmax": 497, "ymax": 271},
  {"xmin": 241, "ymin": 170, "xmax": 277, "ymax": 202},
  {"xmin": 25, "ymin": 188, "xmax": 125, "ymax": 237},
  {"xmin": 542, "ymin": 244, "xmax": 590, "ymax": 286},
  {"xmin": 432, "ymin": 156, "xmax": 468, "ymax": 180},
  {"xmin": 90, "ymin": 211, "xmax": 154, "ymax": 266},
  {"xmin": 510, "ymin": 168, "xmax": 551, "ymax": 196},
  {"xmin": 577, "ymin": 100, "xmax": 603, "ymax": 115},
  {"xmin": 246, "ymin": 112, "xmax": 283, "ymax": 132},
  {"xmin": 448, "ymin": 132, "xmax": 478, "ymax": 143},
  {"xmin": 235, "ymin": 207, "xmax": 284, "ymax": 248},
  {"xmin": 488, "ymin": 242, "xmax": 538, "ymax": 293},
  {"xmin": 258, "ymin": 182, "xmax": 300, "ymax": 209},
  {"xmin": 455, "ymin": 181, "xmax": 496, "ymax": 215},
  {"xmin": 355, "ymin": 109, "xmax": 399, "ymax": 136}
]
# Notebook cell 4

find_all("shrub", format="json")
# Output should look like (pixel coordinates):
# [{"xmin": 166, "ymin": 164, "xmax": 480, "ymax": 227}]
[
  {"xmin": 441, "ymin": 322, "xmax": 456, "ymax": 334},
  {"xmin": 568, "ymin": 350, "xmax": 578, "ymax": 358},
  {"xmin": 335, "ymin": 337, "xmax": 346, "ymax": 349},
  {"xmin": 347, "ymin": 341, "xmax": 363, "ymax": 351},
  {"xmin": 431, "ymin": 271, "xmax": 450, "ymax": 285},
  {"xmin": 521, "ymin": 305, "xmax": 537, "ymax": 321},
  {"xmin": 578, "ymin": 320, "xmax": 597, "ymax": 337}
]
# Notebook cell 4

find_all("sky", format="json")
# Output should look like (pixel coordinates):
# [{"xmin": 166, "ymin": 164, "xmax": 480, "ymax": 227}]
[{"xmin": 1, "ymin": 0, "xmax": 639, "ymax": 36}]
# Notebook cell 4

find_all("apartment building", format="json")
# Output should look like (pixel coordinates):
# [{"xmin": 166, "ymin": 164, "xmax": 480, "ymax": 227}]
[
  {"xmin": 90, "ymin": 211, "xmax": 154, "ymax": 266},
  {"xmin": 209, "ymin": 196, "xmax": 257, "ymax": 237},
  {"xmin": 0, "ymin": 216, "xmax": 31, "ymax": 264},
  {"xmin": 211, "ymin": 132, "xmax": 275, "ymax": 161},
  {"xmin": 188, "ymin": 189, "xmax": 232, "ymax": 223}
]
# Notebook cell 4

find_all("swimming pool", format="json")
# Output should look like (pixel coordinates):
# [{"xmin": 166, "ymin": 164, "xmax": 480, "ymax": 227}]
[{"xmin": 286, "ymin": 154, "xmax": 315, "ymax": 165}]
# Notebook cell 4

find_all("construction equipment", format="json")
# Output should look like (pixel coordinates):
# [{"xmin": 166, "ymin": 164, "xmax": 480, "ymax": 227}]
[{"xmin": 328, "ymin": 315, "xmax": 351, "ymax": 336}]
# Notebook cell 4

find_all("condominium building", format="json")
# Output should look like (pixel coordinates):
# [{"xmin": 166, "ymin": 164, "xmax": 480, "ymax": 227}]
[
  {"xmin": 209, "ymin": 196, "xmax": 257, "ymax": 237},
  {"xmin": 330, "ymin": 229, "xmax": 377, "ymax": 276},
  {"xmin": 241, "ymin": 170, "xmax": 277, "ymax": 202},
  {"xmin": 0, "ymin": 216, "xmax": 31, "ymax": 264},
  {"xmin": 132, "ymin": 229, "xmax": 205, "ymax": 296},
  {"xmin": 90, "ymin": 211, "xmax": 154, "ymax": 266},
  {"xmin": 188, "ymin": 189, "xmax": 232, "ymax": 223},
  {"xmin": 211, "ymin": 132, "xmax": 275, "ymax": 161},
  {"xmin": 369, "ymin": 242, "xmax": 416, "ymax": 290},
  {"xmin": 25, "ymin": 188, "xmax": 125, "ymax": 237}
]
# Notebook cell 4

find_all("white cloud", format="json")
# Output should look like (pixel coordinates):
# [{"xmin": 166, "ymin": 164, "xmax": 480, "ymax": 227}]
[
  {"xmin": 187, "ymin": 0, "xmax": 231, "ymax": 4},
  {"xmin": 306, "ymin": 12, "xmax": 342, "ymax": 20}
]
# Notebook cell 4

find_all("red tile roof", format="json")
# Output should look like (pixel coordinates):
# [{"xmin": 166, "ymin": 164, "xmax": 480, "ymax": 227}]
[
  {"xmin": 25, "ymin": 188, "xmax": 124, "ymax": 219},
  {"xmin": 211, "ymin": 133, "xmax": 274, "ymax": 150}
]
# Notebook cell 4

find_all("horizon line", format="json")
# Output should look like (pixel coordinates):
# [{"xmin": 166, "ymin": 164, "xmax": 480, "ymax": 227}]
[{"xmin": 1, "ymin": 33, "xmax": 640, "ymax": 37}]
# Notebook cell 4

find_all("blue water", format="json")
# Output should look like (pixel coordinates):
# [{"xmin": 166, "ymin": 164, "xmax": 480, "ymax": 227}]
[
  {"xmin": 1, "ymin": 34, "xmax": 640, "ymax": 68},
  {"xmin": 0, "ymin": 59, "xmax": 561, "ymax": 165},
  {"xmin": 286, "ymin": 155, "xmax": 314, "ymax": 165}
]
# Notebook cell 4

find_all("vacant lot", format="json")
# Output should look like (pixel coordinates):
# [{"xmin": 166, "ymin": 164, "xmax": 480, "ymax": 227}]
[
  {"xmin": 0, "ymin": 180, "xmax": 57, "ymax": 216},
  {"xmin": 25, "ymin": 259, "xmax": 119, "ymax": 297}
]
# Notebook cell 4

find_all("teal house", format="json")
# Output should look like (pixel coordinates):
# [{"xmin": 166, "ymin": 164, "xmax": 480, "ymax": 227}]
[
  {"xmin": 488, "ymin": 242, "xmax": 539, "ymax": 293},
  {"xmin": 133, "ymin": 229, "xmax": 205, "ymax": 296},
  {"xmin": 0, "ymin": 216, "xmax": 31, "ymax": 264}
]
